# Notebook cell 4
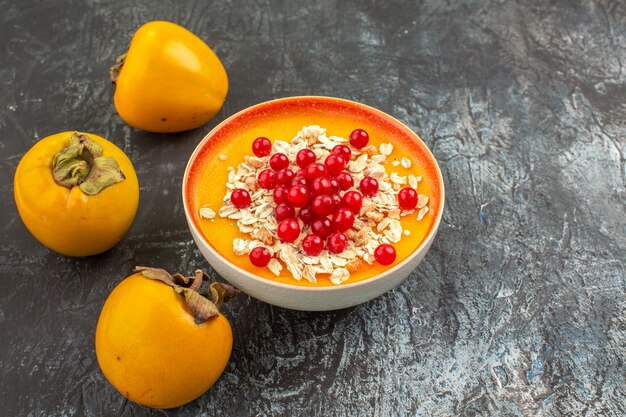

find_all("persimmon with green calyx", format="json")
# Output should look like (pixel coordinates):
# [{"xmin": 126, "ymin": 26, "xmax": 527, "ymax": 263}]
[
  {"xmin": 110, "ymin": 21, "xmax": 229, "ymax": 133},
  {"xmin": 95, "ymin": 267, "xmax": 239, "ymax": 409},
  {"xmin": 13, "ymin": 131, "xmax": 139, "ymax": 256}
]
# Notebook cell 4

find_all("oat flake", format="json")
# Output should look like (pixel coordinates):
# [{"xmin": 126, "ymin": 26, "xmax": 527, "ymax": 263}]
[
  {"xmin": 199, "ymin": 206, "xmax": 216, "ymax": 219},
  {"xmin": 213, "ymin": 126, "xmax": 430, "ymax": 285}
]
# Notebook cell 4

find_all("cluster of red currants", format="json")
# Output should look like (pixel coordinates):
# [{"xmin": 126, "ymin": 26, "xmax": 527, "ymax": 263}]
[{"xmin": 232, "ymin": 129, "xmax": 410, "ymax": 269}]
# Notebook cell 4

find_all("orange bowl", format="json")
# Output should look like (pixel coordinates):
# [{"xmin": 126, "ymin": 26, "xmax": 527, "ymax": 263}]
[{"xmin": 183, "ymin": 96, "xmax": 444, "ymax": 310}]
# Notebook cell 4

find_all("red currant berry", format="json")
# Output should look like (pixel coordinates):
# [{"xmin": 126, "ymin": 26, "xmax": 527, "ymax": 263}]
[
  {"xmin": 324, "ymin": 153, "xmax": 346, "ymax": 176},
  {"xmin": 290, "ymin": 175, "xmax": 307, "ymax": 187},
  {"xmin": 296, "ymin": 149, "xmax": 316, "ymax": 169},
  {"xmin": 249, "ymin": 246, "xmax": 271, "ymax": 267},
  {"xmin": 332, "ymin": 144, "xmax": 351, "ymax": 162},
  {"xmin": 276, "ymin": 168, "xmax": 295, "ymax": 185},
  {"xmin": 329, "ymin": 178, "xmax": 340, "ymax": 194},
  {"xmin": 311, "ymin": 195, "xmax": 335, "ymax": 217},
  {"xmin": 258, "ymin": 169, "xmax": 277, "ymax": 189},
  {"xmin": 277, "ymin": 218, "xmax": 300, "ymax": 242},
  {"xmin": 374, "ymin": 244, "xmax": 396, "ymax": 265},
  {"xmin": 287, "ymin": 185, "xmax": 310, "ymax": 207},
  {"xmin": 302, "ymin": 234, "xmax": 324, "ymax": 256},
  {"xmin": 311, "ymin": 217, "xmax": 333, "ymax": 238},
  {"xmin": 274, "ymin": 203, "xmax": 295, "ymax": 221},
  {"xmin": 327, "ymin": 232, "xmax": 348, "ymax": 254},
  {"xmin": 299, "ymin": 206, "xmax": 317, "ymax": 225},
  {"xmin": 273, "ymin": 186, "xmax": 289, "ymax": 204},
  {"xmin": 270, "ymin": 153, "xmax": 289, "ymax": 171},
  {"xmin": 230, "ymin": 188, "xmax": 251, "ymax": 208},
  {"xmin": 252, "ymin": 137, "xmax": 272, "ymax": 157},
  {"xmin": 335, "ymin": 172, "xmax": 354, "ymax": 190},
  {"xmin": 359, "ymin": 176, "xmax": 379, "ymax": 197},
  {"xmin": 310, "ymin": 177, "xmax": 333, "ymax": 195},
  {"xmin": 398, "ymin": 187, "xmax": 418, "ymax": 210},
  {"xmin": 349, "ymin": 129, "xmax": 369, "ymax": 149},
  {"xmin": 305, "ymin": 163, "xmax": 327, "ymax": 181},
  {"xmin": 332, "ymin": 207, "xmax": 355, "ymax": 232},
  {"xmin": 331, "ymin": 194, "xmax": 341, "ymax": 209},
  {"xmin": 341, "ymin": 190, "xmax": 363, "ymax": 213}
]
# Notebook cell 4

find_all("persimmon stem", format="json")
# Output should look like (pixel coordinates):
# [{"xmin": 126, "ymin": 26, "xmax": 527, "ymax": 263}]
[
  {"xmin": 51, "ymin": 132, "xmax": 125, "ymax": 195},
  {"xmin": 109, "ymin": 53, "xmax": 127, "ymax": 84},
  {"xmin": 134, "ymin": 266, "xmax": 240, "ymax": 324}
]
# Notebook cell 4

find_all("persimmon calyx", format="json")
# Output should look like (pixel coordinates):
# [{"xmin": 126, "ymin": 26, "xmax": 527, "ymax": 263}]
[
  {"xmin": 109, "ymin": 53, "xmax": 127, "ymax": 84},
  {"xmin": 134, "ymin": 266, "xmax": 240, "ymax": 324},
  {"xmin": 52, "ymin": 132, "xmax": 125, "ymax": 195}
]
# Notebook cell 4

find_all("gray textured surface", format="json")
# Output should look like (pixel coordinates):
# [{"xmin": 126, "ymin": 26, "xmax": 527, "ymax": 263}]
[{"xmin": 1, "ymin": 0, "xmax": 625, "ymax": 415}]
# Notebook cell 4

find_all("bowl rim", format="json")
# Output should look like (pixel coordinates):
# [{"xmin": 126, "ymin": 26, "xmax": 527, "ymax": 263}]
[{"xmin": 182, "ymin": 95, "xmax": 445, "ymax": 292}]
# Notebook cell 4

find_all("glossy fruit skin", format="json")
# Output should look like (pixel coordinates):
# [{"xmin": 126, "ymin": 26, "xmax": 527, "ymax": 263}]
[
  {"xmin": 302, "ymin": 234, "xmax": 324, "ymax": 256},
  {"xmin": 277, "ymin": 218, "xmax": 300, "ymax": 242},
  {"xmin": 359, "ymin": 176, "xmax": 379, "ymax": 197},
  {"xmin": 324, "ymin": 154, "xmax": 346, "ymax": 176},
  {"xmin": 257, "ymin": 169, "xmax": 277, "ymax": 189},
  {"xmin": 298, "ymin": 207, "xmax": 317, "ymax": 225},
  {"xmin": 311, "ymin": 217, "xmax": 333, "ymax": 238},
  {"xmin": 332, "ymin": 144, "xmax": 351, "ymax": 162},
  {"xmin": 230, "ymin": 189, "xmax": 251, "ymax": 208},
  {"xmin": 349, "ymin": 129, "xmax": 369, "ymax": 148},
  {"xmin": 113, "ymin": 21, "xmax": 228, "ymax": 133},
  {"xmin": 304, "ymin": 163, "xmax": 327, "ymax": 181},
  {"xmin": 273, "ymin": 186, "xmax": 289, "ymax": 204},
  {"xmin": 327, "ymin": 232, "xmax": 348, "ymax": 253},
  {"xmin": 335, "ymin": 172, "xmax": 354, "ymax": 190},
  {"xmin": 290, "ymin": 175, "xmax": 307, "ymax": 187},
  {"xmin": 287, "ymin": 185, "xmax": 310, "ymax": 208},
  {"xmin": 275, "ymin": 168, "xmax": 294, "ymax": 186},
  {"xmin": 341, "ymin": 190, "xmax": 363, "ymax": 214},
  {"xmin": 252, "ymin": 137, "xmax": 272, "ymax": 157},
  {"xmin": 374, "ymin": 243, "xmax": 396, "ymax": 265},
  {"xmin": 311, "ymin": 195, "xmax": 335, "ymax": 217},
  {"xmin": 310, "ymin": 177, "xmax": 333, "ymax": 196},
  {"xmin": 398, "ymin": 187, "xmax": 418, "ymax": 210},
  {"xmin": 270, "ymin": 153, "xmax": 290, "ymax": 171},
  {"xmin": 274, "ymin": 203, "xmax": 295, "ymax": 221},
  {"xmin": 332, "ymin": 208, "xmax": 355, "ymax": 232},
  {"xmin": 14, "ymin": 132, "xmax": 139, "ymax": 257},
  {"xmin": 249, "ymin": 247, "xmax": 272, "ymax": 267},
  {"xmin": 95, "ymin": 274, "xmax": 232, "ymax": 409},
  {"xmin": 296, "ymin": 149, "xmax": 316, "ymax": 168}
]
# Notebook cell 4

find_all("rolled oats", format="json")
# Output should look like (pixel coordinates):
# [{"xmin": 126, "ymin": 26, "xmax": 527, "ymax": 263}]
[
  {"xmin": 362, "ymin": 145, "xmax": 378, "ymax": 156},
  {"xmin": 346, "ymin": 258, "xmax": 362, "ymax": 272},
  {"xmin": 267, "ymin": 258, "xmax": 283, "ymax": 276},
  {"xmin": 417, "ymin": 194, "xmax": 429, "ymax": 209},
  {"xmin": 379, "ymin": 143, "xmax": 393, "ymax": 155},
  {"xmin": 417, "ymin": 206, "xmax": 429, "ymax": 221},
  {"xmin": 199, "ymin": 206, "xmax": 216, "ymax": 219},
  {"xmin": 212, "ymin": 125, "xmax": 430, "ymax": 285},
  {"xmin": 366, "ymin": 211, "xmax": 384, "ymax": 223},
  {"xmin": 330, "ymin": 268, "xmax": 350, "ymax": 285}
]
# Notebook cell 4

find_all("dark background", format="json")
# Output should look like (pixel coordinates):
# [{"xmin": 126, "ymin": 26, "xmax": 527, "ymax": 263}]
[{"xmin": 1, "ymin": 0, "xmax": 624, "ymax": 416}]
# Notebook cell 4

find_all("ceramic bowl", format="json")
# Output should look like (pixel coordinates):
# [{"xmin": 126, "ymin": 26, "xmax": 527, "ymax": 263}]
[{"xmin": 182, "ymin": 96, "xmax": 444, "ymax": 311}]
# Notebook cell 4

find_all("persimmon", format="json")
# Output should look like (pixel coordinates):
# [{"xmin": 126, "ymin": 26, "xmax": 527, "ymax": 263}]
[
  {"xmin": 95, "ymin": 267, "xmax": 238, "ymax": 409},
  {"xmin": 110, "ymin": 21, "xmax": 228, "ymax": 132},
  {"xmin": 14, "ymin": 131, "xmax": 139, "ymax": 256}
]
